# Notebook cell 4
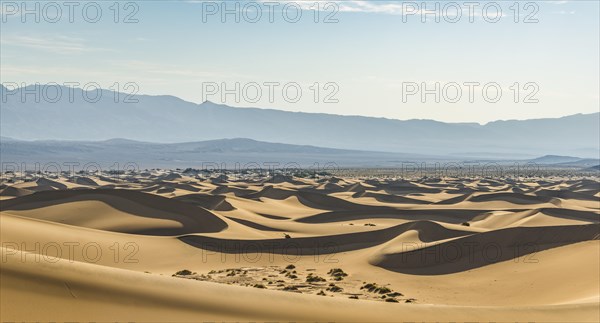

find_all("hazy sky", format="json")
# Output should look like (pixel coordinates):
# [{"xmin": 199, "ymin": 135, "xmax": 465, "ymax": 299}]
[{"xmin": 1, "ymin": 0, "xmax": 598, "ymax": 123}]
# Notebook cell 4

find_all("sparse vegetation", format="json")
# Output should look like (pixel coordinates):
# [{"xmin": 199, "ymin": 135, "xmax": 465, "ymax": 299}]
[
  {"xmin": 461, "ymin": 222, "xmax": 470, "ymax": 226},
  {"xmin": 171, "ymin": 266, "xmax": 413, "ymax": 304},
  {"xmin": 306, "ymin": 273, "xmax": 326, "ymax": 283},
  {"xmin": 361, "ymin": 283, "xmax": 392, "ymax": 294},
  {"xmin": 174, "ymin": 269, "xmax": 194, "ymax": 276},
  {"xmin": 327, "ymin": 268, "xmax": 348, "ymax": 281},
  {"xmin": 326, "ymin": 284, "xmax": 343, "ymax": 292}
]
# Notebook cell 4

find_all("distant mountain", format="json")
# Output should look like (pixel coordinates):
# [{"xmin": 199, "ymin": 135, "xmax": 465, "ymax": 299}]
[
  {"xmin": 529, "ymin": 155, "xmax": 600, "ymax": 167},
  {"xmin": 530, "ymin": 155, "xmax": 586, "ymax": 164},
  {"xmin": 0, "ymin": 137, "xmax": 449, "ymax": 168},
  {"xmin": 1, "ymin": 85, "xmax": 598, "ymax": 158}
]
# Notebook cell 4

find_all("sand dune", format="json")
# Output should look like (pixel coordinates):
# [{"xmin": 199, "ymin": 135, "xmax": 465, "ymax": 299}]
[
  {"xmin": 1, "ymin": 173, "xmax": 598, "ymax": 321},
  {"xmin": 2, "ymin": 189, "xmax": 228, "ymax": 234},
  {"xmin": 372, "ymin": 224, "xmax": 599, "ymax": 274}
]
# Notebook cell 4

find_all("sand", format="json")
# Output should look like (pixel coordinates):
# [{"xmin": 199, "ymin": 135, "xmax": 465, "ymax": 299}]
[{"xmin": 1, "ymin": 172, "xmax": 599, "ymax": 321}]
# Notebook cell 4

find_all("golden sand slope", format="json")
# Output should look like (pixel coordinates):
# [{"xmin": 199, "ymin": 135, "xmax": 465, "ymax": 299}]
[{"xmin": 1, "ymin": 174, "xmax": 599, "ymax": 322}]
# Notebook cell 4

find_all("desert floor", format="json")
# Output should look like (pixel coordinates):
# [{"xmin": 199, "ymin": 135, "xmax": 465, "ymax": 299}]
[{"xmin": 1, "ymin": 172, "xmax": 599, "ymax": 322}]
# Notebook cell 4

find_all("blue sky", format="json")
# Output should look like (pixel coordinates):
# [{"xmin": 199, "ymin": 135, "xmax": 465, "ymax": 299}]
[{"xmin": 1, "ymin": 0, "xmax": 598, "ymax": 123}]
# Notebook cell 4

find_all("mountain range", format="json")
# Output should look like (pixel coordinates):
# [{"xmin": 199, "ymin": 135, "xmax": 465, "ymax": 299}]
[
  {"xmin": 2, "ymin": 137, "xmax": 598, "ymax": 169},
  {"xmin": 1, "ymin": 85, "xmax": 598, "ymax": 159}
]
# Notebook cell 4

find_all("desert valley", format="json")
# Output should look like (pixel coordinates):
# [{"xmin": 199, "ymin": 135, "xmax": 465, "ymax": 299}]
[{"xmin": 1, "ymin": 169, "xmax": 598, "ymax": 321}]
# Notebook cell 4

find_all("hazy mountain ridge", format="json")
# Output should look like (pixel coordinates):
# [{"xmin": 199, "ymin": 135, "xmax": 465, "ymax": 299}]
[
  {"xmin": 2, "ymin": 137, "xmax": 598, "ymax": 169},
  {"xmin": 0, "ymin": 137, "xmax": 442, "ymax": 168},
  {"xmin": 1, "ymin": 85, "xmax": 598, "ymax": 158}
]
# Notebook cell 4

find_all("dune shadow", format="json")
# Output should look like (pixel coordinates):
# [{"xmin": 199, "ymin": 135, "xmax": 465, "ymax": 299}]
[
  {"xmin": 1, "ymin": 189, "xmax": 228, "ymax": 235},
  {"xmin": 371, "ymin": 224, "xmax": 600, "ymax": 275},
  {"xmin": 179, "ymin": 220, "xmax": 472, "ymax": 255}
]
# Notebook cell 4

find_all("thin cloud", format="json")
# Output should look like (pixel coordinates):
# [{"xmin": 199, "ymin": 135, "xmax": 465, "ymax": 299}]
[{"xmin": 1, "ymin": 34, "xmax": 110, "ymax": 54}]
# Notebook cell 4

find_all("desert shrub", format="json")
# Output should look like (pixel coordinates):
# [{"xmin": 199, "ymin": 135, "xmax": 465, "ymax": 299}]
[
  {"xmin": 385, "ymin": 298, "xmax": 399, "ymax": 303},
  {"xmin": 328, "ymin": 268, "xmax": 348, "ymax": 280},
  {"xmin": 283, "ymin": 285, "xmax": 298, "ymax": 291},
  {"xmin": 377, "ymin": 287, "xmax": 392, "ymax": 294},
  {"xmin": 361, "ymin": 283, "xmax": 391, "ymax": 294},
  {"xmin": 326, "ymin": 285, "xmax": 343, "ymax": 292},
  {"xmin": 174, "ymin": 269, "xmax": 193, "ymax": 276},
  {"xmin": 253, "ymin": 284, "xmax": 266, "ymax": 289},
  {"xmin": 349, "ymin": 295, "xmax": 359, "ymax": 299},
  {"xmin": 285, "ymin": 264, "xmax": 296, "ymax": 270},
  {"xmin": 461, "ymin": 222, "xmax": 470, "ymax": 226},
  {"xmin": 317, "ymin": 290, "xmax": 326, "ymax": 296},
  {"xmin": 306, "ymin": 273, "xmax": 326, "ymax": 283}
]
